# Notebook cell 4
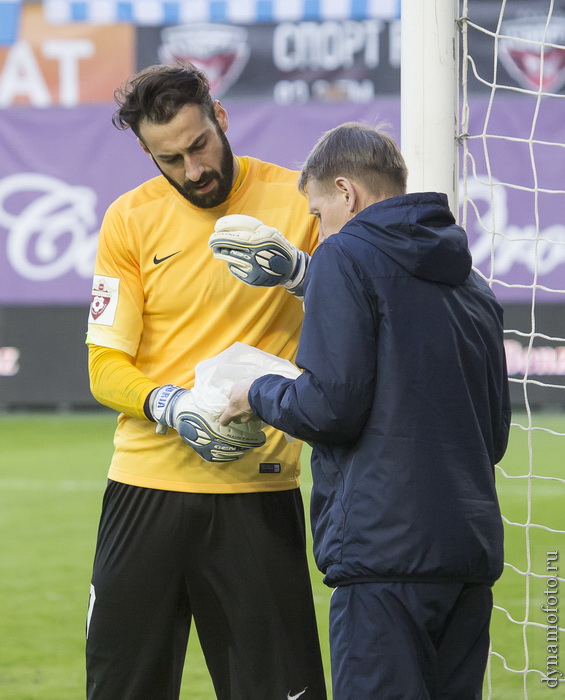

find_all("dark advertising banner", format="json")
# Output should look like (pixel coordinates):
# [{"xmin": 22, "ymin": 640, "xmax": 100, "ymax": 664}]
[
  {"xmin": 5, "ymin": 2, "xmax": 564, "ymax": 108},
  {"xmin": 134, "ymin": 1, "xmax": 565, "ymax": 103},
  {"xmin": 504, "ymin": 304, "xmax": 565, "ymax": 410},
  {"xmin": 137, "ymin": 19, "xmax": 401, "ymax": 103},
  {"xmin": 464, "ymin": 0, "xmax": 565, "ymax": 95},
  {"xmin": 1, "ymin": 303, "xmax": 563, "ymax": 410},
  {"xmin": 0, "ymin": 305, "xmax": 96, "ymax": 408}
]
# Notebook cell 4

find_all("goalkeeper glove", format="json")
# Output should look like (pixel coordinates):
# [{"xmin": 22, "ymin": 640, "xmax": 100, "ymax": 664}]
[
  {"xmin": 150, "ymin": 384, "xmax": 266, "ymax": 463},
  {"xmin": 209, "ymin": 215, "xmax": 310, "ymax": 298}
]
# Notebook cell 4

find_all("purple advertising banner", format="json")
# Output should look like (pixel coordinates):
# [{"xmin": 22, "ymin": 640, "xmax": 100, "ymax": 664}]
[
  {"xmin": 0, "ymin": 98, "xmax": 400, "ymax": 305},
  {"xmin": 463, "ymin": 96, "xmax": 565, "ymax": 304},
  {"xmin": 0, "ymin": 95, "xmax": 564, "ymax": 305},
  {"xmin": 0, "ymin": 103, "xmax": 154, "ymax": 304}
]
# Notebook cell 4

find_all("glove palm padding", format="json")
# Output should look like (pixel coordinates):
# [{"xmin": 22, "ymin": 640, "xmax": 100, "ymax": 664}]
[
  {"xmin": 209, "ymin": 215, "xmax": 309, "ymax": 297},
  {"xmin": 151, "ymin": 385, "xmax": 266, "ymax": 463}
]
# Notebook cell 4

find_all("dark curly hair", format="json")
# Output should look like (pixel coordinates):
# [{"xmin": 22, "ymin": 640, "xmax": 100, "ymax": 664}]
[{"xmin": 112, "ymin": 63, "xmax": 216, "ymax": 138}]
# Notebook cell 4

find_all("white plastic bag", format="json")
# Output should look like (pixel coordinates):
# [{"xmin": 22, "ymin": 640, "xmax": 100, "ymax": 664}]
[{"xmin": 192, "ymin": 342, "xmax": 301, "ymax": 417}]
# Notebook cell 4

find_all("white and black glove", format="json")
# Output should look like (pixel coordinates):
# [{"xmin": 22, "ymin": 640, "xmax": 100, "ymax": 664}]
[
  {"xmin": 209, "ymin": 215, "xmax": 310, "ymax": 298},
  {"xmin": 150, "ymin": 384, "xmax": 266, "ymax": 463}
]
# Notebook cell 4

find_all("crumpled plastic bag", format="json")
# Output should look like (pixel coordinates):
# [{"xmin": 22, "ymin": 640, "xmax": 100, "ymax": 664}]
[{"xmin": 192, "ymin": 342, "xmax": 301, "ymax": 418}]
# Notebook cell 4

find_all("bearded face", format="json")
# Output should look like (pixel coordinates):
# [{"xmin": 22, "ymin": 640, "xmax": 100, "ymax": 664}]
[
  {"xmin": 157, "ymin": 124, "xmax": 234, "ymax": 209},
  {"xmin": 139, "ymin": 102, "xmax": 236, "ymax": 210}
]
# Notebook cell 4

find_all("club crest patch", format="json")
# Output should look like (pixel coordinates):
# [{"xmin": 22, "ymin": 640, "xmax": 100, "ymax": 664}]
[{"xmin": 89, "ymin": 275, "xmax": 120, "ymax": 325}]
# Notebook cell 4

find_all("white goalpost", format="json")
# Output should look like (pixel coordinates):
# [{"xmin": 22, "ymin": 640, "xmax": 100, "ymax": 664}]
[
  {"xmin": 401, "ymin": 0, "xmax": 565, "ymax": 697},
  {"xmin": 400, "ymin": 0, "xmax": 459, "ymax": 213}
]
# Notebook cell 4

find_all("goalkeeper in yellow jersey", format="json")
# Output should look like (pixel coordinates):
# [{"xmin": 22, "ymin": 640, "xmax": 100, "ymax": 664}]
[{"xmin": 85, "ymin": 63, "xmax": 327, "ymax": 700}]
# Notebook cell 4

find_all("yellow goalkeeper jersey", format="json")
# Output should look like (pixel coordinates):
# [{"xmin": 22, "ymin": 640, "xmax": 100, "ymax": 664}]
[{"xmin": 87, "ymin": 156, "xmax": 317, "ymax": 494}]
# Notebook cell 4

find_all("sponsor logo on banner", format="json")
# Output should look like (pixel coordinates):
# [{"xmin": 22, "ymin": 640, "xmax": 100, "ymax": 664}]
[
  {"xmin": 158, "ymin": 24, "xmax": 250, "ymax": 98},
  {"xmin": 499, "ymin": 15, "xmax": 565, "ymax": 92},
  {"xmin": 0, "ymin": 172, "xmax": 98, "ymax": 281},
  {"xmin": 89, "ymin": 275, "xmax": 120, "ymax": 325},
  {"xmin": 138, "ymin": 19, "xmax": 402, "ymax": 101},
  {"xmin": 152, "ymin": 19, "xmax": 397, "ymax": 102},
  {"xmin": 505, "ymin": 339, "xmax": 565, "ymax": 377},
  {"xmin": 0, "ymin": 3, "xmax": 134, "ymax": 107},
  {"xmin": 272, "ymin": 20, "xmax": 387, "ymax": 103},
  {"xmin": 0, "ymin": 346, "xmax": 20, "ymax": 376}
]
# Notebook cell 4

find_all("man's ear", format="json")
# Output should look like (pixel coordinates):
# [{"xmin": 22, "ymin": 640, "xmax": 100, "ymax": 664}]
[
  {"xmin": 335, "ymin": 177, "xmax": 357, "ymax": 213},
  {"xmin": 137, "ymin": 138, "xmax": 151, "ymax": 157},
  {"xmin": 214, "ymin": 100, "xmax": 229, "ymax": 132}
]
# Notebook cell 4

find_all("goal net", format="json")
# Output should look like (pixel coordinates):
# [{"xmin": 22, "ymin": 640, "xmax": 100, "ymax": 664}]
[{"xmin": 459, "ymin": 1, "xmax": 565, "ymax": 696}]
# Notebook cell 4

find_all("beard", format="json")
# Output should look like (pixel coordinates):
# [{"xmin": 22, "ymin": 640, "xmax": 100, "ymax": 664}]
[{"xmin": 154, "ymin": 126, "xmax": 235, "ymax": 209}]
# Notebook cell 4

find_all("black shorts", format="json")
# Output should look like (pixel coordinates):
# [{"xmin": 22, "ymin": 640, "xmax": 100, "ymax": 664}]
[{"xmin": 86, "ymin": 481, "xmax": 327, "ymax": 700}]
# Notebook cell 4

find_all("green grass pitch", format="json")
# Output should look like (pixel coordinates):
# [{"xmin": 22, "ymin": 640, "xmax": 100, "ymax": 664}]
[{"xmin": 0, "ymin": 411, "xmax": 563, "ymax": 699}]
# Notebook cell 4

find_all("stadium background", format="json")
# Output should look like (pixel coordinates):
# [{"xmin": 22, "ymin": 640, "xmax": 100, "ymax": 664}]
[
  {"xmin": 1, "ymin": 0, "xmax": 564, "ymax": 411},
  {"xmin": 0, "ymin": 2, "xmax": 564, "ymax": 698}
]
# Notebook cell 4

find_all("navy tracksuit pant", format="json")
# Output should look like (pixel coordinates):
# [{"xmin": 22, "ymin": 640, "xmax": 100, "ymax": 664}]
[{"xmin": 330, "ymin": 581, "xmax": 492, "ymax": 699}]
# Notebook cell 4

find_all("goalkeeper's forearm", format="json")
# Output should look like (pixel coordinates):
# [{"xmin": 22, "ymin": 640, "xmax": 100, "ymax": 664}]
[{"xmin": 88, "ymin": 344, "xmax": 159, "ymax": 420}]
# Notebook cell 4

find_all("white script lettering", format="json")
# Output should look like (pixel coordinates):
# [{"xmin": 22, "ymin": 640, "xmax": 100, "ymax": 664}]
[
  {"xmin": 0, "ymin": 173, "xmax": 98, "ymax": 281},
  {"xmin": 465, "ymin": 178, "xmax": 565, "ymax": 278}
]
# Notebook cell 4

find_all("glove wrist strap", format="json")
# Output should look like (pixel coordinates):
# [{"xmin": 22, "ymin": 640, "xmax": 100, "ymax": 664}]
[
  {"xmin": 150, "ymin": 384, "xmax": 184, "ymax": 428},
  {"xmin": 283, "ymin": 250, "xmax": 310, "ymax": 298}
]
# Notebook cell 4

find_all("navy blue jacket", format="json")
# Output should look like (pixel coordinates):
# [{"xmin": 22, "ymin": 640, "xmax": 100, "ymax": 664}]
[{"xmin": 250, "ymin": 193, "xmax": 511, "ymax": 587}]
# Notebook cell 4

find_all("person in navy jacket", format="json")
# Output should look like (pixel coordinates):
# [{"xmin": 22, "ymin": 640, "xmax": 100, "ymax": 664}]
[{"xmin": 219, "ymin": 122, "xmax": 511, "ymax": 699}]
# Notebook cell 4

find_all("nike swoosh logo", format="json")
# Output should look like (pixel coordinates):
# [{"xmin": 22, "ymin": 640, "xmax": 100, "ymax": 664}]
[
  {"xmin": 153, "ymin": 251, "xmax": 181, "ymax": 265},
  {"xmin": 287, "ymin": 689, "xmax": 307, "ymax": 700}
]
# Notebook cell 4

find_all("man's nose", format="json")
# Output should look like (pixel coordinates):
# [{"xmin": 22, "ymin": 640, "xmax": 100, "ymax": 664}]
[{"xmin": 184, "ymin": 156, "xmax": 204, "ymax": 182}]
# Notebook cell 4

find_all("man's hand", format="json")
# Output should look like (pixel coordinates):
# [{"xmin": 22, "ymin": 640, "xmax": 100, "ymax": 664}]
[
  {"xmin": 209, "ymin": 215, "xmax": 309, "ymax": 298},
  {"xmin": 219, "ymin": 379, "xmax": 257, "ymax": 426},
  {"xmin": 150, "ymin": 384, "xmax": 265, "ymax": 462}
]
